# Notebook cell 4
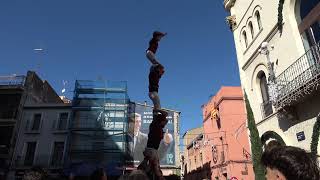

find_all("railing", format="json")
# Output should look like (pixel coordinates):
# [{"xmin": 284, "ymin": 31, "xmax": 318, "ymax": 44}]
[
  {"xmin": 71, "ymin": 143, "xmax": 125, "ymax": 152},
  {"xmin": 75, "ymin": 80, "xmax": 127, "ymax": 92},
  {"xmin": 260, "ymin": 101, "xmax": 273, "ymax": 118},
  {"xmin": 14, "ymin": 155, "xmax": 64, "ymax": 168},
  {"xmin": 71, "ymin": 116, "xmax": 127, "ymax": 129},
  {"xmin": 275, "ymin": 42, "xmax": 320, "ymax": 107},
  {"xmin": 0, "ymin": 109, "xmax": 18, "ymax": 119},
  {"xmin": 0, "ymin": 75, "xmax": 25, "ymax": 86}
]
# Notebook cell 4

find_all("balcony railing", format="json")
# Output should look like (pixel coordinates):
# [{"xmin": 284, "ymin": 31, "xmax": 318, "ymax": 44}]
[
  {"xmin": 0, "ymin": 75, "xmax": 25, "ymax": 87},
  {"xmin": 0, "ymin": 109, "xmax": 18, "ymax": 119},
  {"xmin": 260, "ymin": 101, "xmax": 273, "ymax": 118},
  {"xmin": 275, "ymin": 42, "xmax": 320, "ymax": 108},
  {"xmin": 13, "ymin": 155, "xmax": 64, "ymax": 168}
]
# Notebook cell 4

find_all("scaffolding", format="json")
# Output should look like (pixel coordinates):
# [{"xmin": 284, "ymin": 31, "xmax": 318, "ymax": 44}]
[{"xmin": 67, "ymin": 80, "xmax": 129, "ymax": 171}]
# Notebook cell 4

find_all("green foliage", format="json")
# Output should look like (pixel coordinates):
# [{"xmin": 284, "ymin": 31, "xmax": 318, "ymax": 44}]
[
  {"xmin": 278, "ymin": 0, "xmax": 285, "ymax": 34},
  {"xmin": 310, "ymin": 114, "xmax": 320, "ymax": 157},
  {"xmin": 244, "ymin": 90, "xmax": 266, "ymax": 180},
  {"xmin": 261, "ymin": 131, "xmax": 286, "ymax": 145}
]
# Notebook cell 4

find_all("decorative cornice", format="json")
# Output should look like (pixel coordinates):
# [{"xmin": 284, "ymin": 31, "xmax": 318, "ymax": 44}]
[
  {"xmin": 224, "ymin": 0, "xmax": 236, "ymax": 11},
  {"xmin": 226, "ymin": 15, "xmax": 237, "ymax": 31}
]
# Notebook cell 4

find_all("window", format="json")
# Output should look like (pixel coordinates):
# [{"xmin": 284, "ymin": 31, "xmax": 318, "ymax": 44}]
[
  {"xmin": 24, "ymin": 142, "xmax": 37, "ymax": 166},
  {"xmin": 26, "ymin": 113, "xmax": 42, "ymax": 132},
  {"xmin": 255, "ymin": 11, "xmax": 262, "ymax": 30},
  {"xmin": 260, "ymin": 73, "xmax": 270, "ymax": 103},
  {"xmin": 296, "ymin": 0, "xmax": 320, "ymax": 48},
  {"xmin": 92, "ymin": 142, "xmax": 104, "ymax": 151},
  {"xmin": 249, "ymin": 22, "xmax": 254, "ymax": 38},
  {"xmin": 299, "ymin": 0, "xmax": 319, "ymax": 20},
  {"xmin": 51, "ymin": 142, "xmax": 64, "ymax": 166},
  {"xmin": 57, "ymin": 112, "xmax": 68, "ymax": 130},
  {"xmin": 259, "ymin": 72, "xmax": 273, "ymax": 117},
  {"xmin": 243, "ymin": 31, "xmax": 248, "ymax": 48},
  {"xmin": 32, "ymin": 113, "xmax": 41, "ymax": 130},
  {"xmin": 242, "ymin": 31, "xmax": 248, "ymax": 48}
]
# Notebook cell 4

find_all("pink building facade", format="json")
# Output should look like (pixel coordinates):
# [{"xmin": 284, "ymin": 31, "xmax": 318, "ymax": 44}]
[{"xmin": 201, "ymin": 86, "xmax": 254, "ymax": 180}]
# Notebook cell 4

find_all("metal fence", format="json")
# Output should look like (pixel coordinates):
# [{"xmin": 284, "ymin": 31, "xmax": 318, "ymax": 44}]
[
  {"xmin": 0, "ymin": 75, "xmax": 25, "ymax": 86},
  {"xmin": 276, "ymin": 42, "xmax": 320, "ymax": 105}
]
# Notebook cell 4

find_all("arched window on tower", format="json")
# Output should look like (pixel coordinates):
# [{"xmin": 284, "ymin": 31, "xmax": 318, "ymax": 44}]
[
  {"xmin": 258, "ymin": 72, "xmax": 273, "ymax": 118},
  {"xmin": 255, "ymin": 11, "xmax": 262, "ymax": 30},
  {"xmin": 249, "ymin": 21, "xmax": 254, "ymax": 39},
  {"xmin": 296, "ymin": 0, "xmax": 320, "ymax": 49},
  {"xmin": 242, "ymin": 31, "xmax": 248, "ymax": 48}
]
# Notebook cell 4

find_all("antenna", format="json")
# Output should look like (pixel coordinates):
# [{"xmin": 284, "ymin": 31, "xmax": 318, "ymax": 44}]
[
  {"xmin": 33, "ymin": 48, "xmax": 44, "ymax": 76},
  {"xmin": 62, "ymin": 80, "xmax": 68, "ymax": 95}
]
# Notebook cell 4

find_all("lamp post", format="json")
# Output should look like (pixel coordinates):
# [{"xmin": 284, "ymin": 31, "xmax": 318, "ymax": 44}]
[
  {"xmin": 259, "ymin": 42, "xmax": 278, "ymax": 104},
  {"xmin": 259, "ymin": 42, "xmax": 276, "ymax": 83}
]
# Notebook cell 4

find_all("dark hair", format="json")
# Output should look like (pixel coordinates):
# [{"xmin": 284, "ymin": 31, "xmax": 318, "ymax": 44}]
[
  {"xmin": 23, "ymin": 166, "xmax": 47, "ymax": 180},
  {"xmin": 261, "ymin": 146, "xmax": 320, "ymax": 180},
  {"xmin": 153, "ymin": 31, "xmax": 165, "ymax": 38},
  {"xmin": 165, "ymin": 174, "xmax": 180, "ymax": 180},
  {"xmin": 128, "ymin": 170, "xmax": 149, "ymax": 180},
  {"xmin": 264, "ymin": 140, "xmax": 282, "ymax": 152},
  {"xmin": 90, "ymin": 168, "xmax": 105, "ymax": 180}
]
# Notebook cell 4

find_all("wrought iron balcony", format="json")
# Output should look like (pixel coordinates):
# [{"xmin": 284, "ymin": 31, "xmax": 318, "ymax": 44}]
[
  {"xmin": 13, "ymin": 155, "xmax": 64, "ymax": 168},
  {"xmin": 260, "ymin": 101, "xmax": 273, "ymax": 118},
  {"xmin": 0, "ymin": 75, "xmax": 25, "ymax": 87},
  {"xmin": 275, "ymin": 42, "xmax": 320, "ymax": 108}
]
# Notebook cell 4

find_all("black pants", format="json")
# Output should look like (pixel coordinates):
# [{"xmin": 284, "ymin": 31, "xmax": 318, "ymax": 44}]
[{"xmin": 147, "ymin": 113, "xmax": 167, "ymax": 149}]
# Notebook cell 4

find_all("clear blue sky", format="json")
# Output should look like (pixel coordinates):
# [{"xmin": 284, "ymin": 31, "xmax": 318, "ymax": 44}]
[{"xmin": 0, "ymin": 0, "xmax": 240, "ymax": 136}]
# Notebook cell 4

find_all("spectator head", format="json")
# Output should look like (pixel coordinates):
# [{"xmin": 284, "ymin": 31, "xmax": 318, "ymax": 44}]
[
  {"xmin": 264, "ymin": 140, "xmax": 282, "ymax": 152},
  {"xmin": 261, "ymin": 146, "xmax": 320, "ymax": 180},
  {"xmin": 128, "ymin": 170, "xmax": 149, "ymax": 180},
  {"xmin": 90, "ymin": 168, "xmax": 107, "ymax": 180},
  {"xmin": 23, "ymin": 166, "xmax": 47, "ymax": 180}
]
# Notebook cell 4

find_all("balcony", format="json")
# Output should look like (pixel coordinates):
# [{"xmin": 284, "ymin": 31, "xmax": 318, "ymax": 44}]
[
  {"xmin": 260, "ymin": 101, "xmax": 273, "ymax": 118},
  {"xmin": 275, "ymin": 42, "xmax": 320, "ymax": 108},
  {"xmin": 0, "ymin": 109, "xmax": 18, "ymax": 120},
  {"xmin": 13, "ymin": 155, "xmax": 64, "ymax": 169},
  {"xmin": 0, "ymin": 75, "xmax": 25, "ymax": 88}
]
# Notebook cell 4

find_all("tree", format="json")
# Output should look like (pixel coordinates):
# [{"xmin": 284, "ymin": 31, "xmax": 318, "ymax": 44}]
[
  {"xmin": 310, "ymin": 113, "xmax": 320, "ymax": 157},
  {"xmin": 244, "ymin": 90, "xmax": 265, "ymax": 180}
]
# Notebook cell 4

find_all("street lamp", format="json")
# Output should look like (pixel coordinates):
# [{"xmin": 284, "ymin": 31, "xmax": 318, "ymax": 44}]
[
  {"xmin": 259, "ymin": 42, "xmax": 278, "ymax": 104},
  {"xmin": 259, "ymin": 42, "xmax": 275, "ymax": 83}
]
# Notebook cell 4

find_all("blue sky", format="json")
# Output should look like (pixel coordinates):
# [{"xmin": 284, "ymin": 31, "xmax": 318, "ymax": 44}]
[{"xmin": 0, "ymin": 0, "xmax": 240, "ymax": 136}]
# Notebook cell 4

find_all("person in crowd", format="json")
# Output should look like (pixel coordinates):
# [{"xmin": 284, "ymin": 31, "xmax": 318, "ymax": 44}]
[
  {"xmin": 90, "ymin": 168, "xmax": 107, "ymax": 180},
  {"xmin": 261, "ymin": 145, "xmax": 320, "ymax": 180}
]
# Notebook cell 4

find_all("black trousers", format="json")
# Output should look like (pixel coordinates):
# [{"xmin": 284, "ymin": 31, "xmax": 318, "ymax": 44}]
[{"xmin": 147, "ymin": 113, "xmax": 167, "ymax": 149}]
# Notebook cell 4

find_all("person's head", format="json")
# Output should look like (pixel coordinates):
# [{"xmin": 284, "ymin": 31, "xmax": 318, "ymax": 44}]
[
  {"xmin": 128, "ymin": 113, "xmax": 142, "ymax": 136},
  {"xmin": 264, "ymin": 140, "xmax": 282, "ymax": 152},
  {"xmin": 90, "ymin": 168, "xmax": 107, "ymax": 180},
  {"xmin": 128, "ymin": 170, "xmax": 149, "ymax": 180},
  {"xmin": 23, "ymin": 167, "xmax": 46, "ymax": 180},
  {"xmin": 152, "ymin": 31, "xmax": 166, "ymax": 41},
  {"xmin": 261, "ymin": 146, "xmax": 320, "ymax": 180},
  {"xmin": 166, "ymin": 174, "xmax": 180, "ymax": 180}
]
